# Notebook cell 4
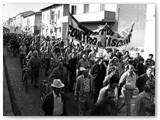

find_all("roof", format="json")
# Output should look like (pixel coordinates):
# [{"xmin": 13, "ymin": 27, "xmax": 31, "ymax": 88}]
[
  {"xmin": 20, "ymin": 11, "xmax": 34, "ymax": 17},
  {"xmin": 40, "ymin": 4, "xmax": 62, "ymax": 12},
  {"xmin": 3, "ymin": 26, "xmax": 10, "ymax": 32},
  {"xmin": 15, "ymin": 11, "xmax": 34, "ymax": 18},
  {"xmin": 23, "ymin": 12, "xmax": 42, "ymax": 18}
]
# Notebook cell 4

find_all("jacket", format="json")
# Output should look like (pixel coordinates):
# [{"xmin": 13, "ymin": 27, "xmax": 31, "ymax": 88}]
[
  {"xmin": 74, "ymin": 74, "xmax": 94, "ymax": 98},
  {"xmin": 42, "ymin": 92, "xmax": 67, "ymax": 116}
]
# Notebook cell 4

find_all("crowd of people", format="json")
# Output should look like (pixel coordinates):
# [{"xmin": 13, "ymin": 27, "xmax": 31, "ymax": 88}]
[{"xmin": 3, "ymin": 32, "xmax": 155, "ymax": 116}]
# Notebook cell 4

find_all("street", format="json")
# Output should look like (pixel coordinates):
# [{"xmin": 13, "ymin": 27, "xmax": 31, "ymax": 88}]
[{"xmin": 3, "ymin": 46, "xmax": 137, "ymax": 116}]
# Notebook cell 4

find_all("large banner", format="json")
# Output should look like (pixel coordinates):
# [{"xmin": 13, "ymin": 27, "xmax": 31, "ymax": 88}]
[{"xmin": 67, "ymin": 13, "xmax": 134, "ymax": 48}]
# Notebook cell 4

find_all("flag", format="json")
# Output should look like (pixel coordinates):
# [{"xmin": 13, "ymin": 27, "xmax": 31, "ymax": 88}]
[
  {"xmin": 67, "ymin": 12, "xmax": 134, "ymax": 49},
  {"xmin": 118, "ymin": 22, "xmax": 135, "ymax": 38}
]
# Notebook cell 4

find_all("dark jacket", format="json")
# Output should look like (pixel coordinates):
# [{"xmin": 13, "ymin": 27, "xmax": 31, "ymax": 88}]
[
  {"xmin": 90, "ymin": 99, "xmax": 117, "ymax": 116},
  {"xmin": 136, "ymin": 73, "xmax": 154, "ymax": 93},
  {"xmin": 90, "ymin": 63, "xmax": 106, "ymax": 87},
  {"xmin": 136, "ymin": 63, "xmax": 145, "ymax": 76},
  {"xmin": 42, "ymin": 92, "xmax": 67, "ymax": 116}
]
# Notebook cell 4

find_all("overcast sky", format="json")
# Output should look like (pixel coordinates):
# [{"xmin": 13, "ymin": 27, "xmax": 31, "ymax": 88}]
[{"xmin": 2, "ymin": 3, "xmax": 53, "ymax": 22}]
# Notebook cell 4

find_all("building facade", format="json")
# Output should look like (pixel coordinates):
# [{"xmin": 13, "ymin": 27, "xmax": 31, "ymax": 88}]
[
  {"xmin": 61, "ymin": 4, "xmax": 117, "ymax": 37},
  {"xmin": 41, "ymin": 4, "xmax": 69, "ymax": 39},
  {"xmin": 22, "ymin": 12, "xmax": 42, "ymax": 35}
]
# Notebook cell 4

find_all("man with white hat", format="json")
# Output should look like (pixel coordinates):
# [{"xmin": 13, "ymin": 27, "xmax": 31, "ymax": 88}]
[{"xmin": 42, "ymin": 79, "xmax": 67, "ymax": 116}]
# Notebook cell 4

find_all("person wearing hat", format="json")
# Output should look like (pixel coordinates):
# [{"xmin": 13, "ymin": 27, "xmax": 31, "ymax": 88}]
[
  {"xmin": 119, "ymin": 64, "xmax": 138, "ymax": 116},
  {"xmin": 74, "ymin": 67, "xmax": 94, "ymax": 116},
  {"xmin": 28, "ymin": 50, "xmax": 41, "ymax": 88},
  {"xmin": 42, "ymin": 79, "xmax": 67, "ymax": 116},
  {"xmin": 132, "ymin": 80, "xmax": 155, "ymax": 116}
]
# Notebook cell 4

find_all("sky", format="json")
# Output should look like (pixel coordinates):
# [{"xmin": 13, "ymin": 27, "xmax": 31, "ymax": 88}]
[{"xmin": 2, "ymin": 3, "xmax": 53, "ymax": 22}]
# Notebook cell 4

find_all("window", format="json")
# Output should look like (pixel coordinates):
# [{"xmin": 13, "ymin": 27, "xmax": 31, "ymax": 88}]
[
  {"xmin": 83, "ymin": 4, "xmax": 89, "ymax": 13},
  {"xmin": 71, "ymin": 5, "xmax": 77, "ymax": 15},
  {"xmin": 100, "ymin": 4, "xmax": 105, "ymax": 11},
  {"xmin": 58, "ymin": 10, "xmax": 60, "ymax": 19}
]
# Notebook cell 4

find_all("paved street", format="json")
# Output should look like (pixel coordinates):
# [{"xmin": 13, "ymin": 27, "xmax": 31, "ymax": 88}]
[{"xmin": 3, "ymin": 46, "xmax": 137, "ymax": 116}]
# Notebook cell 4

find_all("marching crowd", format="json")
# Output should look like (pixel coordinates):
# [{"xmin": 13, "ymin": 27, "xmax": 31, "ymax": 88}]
[{"xmin": 3, "ymin": 32, "xmax": 155, "ymax": 116}]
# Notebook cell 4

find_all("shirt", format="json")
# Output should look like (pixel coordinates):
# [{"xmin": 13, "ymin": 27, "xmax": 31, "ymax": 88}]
[
  {"xmin": 83, "ymin": 77, "xmax": 90, "ymax": 93},
  {"xmin": 53, "ymin": 91, "xmax": 63, "ymax": 116},
  {"xmin": 119, "ymin": 71, "xmax": 137, "ymax": 90}
]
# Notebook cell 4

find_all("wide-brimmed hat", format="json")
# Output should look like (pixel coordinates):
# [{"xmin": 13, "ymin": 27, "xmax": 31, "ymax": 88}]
[
  {"xmin": 79, "ymin": 67, "xmax": 86, "ymax": 71},
  {"xmin": 51, "ymin": 79, "xmax": 64, "ymax": 88}
]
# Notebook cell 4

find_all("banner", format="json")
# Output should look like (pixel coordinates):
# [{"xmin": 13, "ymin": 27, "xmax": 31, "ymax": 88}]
[{"xmin": 67, "ymin": 13, "xmax": 134, "ymax": 48}]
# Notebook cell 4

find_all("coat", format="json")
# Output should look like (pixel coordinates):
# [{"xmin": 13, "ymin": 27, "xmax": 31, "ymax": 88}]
[
  {"xmin": 136, "ymin": 73, "xmax": 154, "ymax": 93},
  {"xmin": 90, "ymin": 99, "xmax": 117, "ymax": 116},
  {"xmin": 42, "ymin": 92, "xmax": 67, "ymax": 116}
]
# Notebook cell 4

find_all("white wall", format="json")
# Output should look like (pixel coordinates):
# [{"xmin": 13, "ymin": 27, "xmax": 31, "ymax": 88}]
[
  {"xmin": 70, "ymin": 4, "xmax": 117, "ymax": 14},
  {"xmin": 144, "ymin": 4, "xmax": 155, "ymax": 60}
]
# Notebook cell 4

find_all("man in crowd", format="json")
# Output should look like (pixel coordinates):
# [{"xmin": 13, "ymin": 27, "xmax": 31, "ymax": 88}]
[
  {"xmin": 115, "ymin": 52, "xmax": 124, "ymax": 77},
  {"xmin": 133, "ymin": 53, "xmax": 142, "ymax": 70},
  {"xmin": 119, "ymin": 64, "xmax": 137, "ymax": 116},
  {"xmin": 136, "ymin": 58, "xmax": 145, "ymax": 76},
  {"xmin": 90, "ymin": 88, "xmax": 117, "ymax": 116},
  {"xmin": 42, "ymin": 79, "xmax": 67, "ymax": 116},
  {"xmin": 19, "ymin": 42, "xmax": 27, "ymax": 68},
  {"xmin": 48, "ymin": 58, "xmax": 68, "ymax": 93},
  {"xmin": 44, "ymin": 47, "xmax": 52, "ymax": 76},
  {"xmin": 74, "ymin": 68, "xmax": 94, "ymax": 116},
  {"xmin": 145, "ymin": 54, "xmax": 155, "ymax": 72},
  {"xmin": 77, "ymin": 54, "xmax": 90, "ymax": 76},
  {"xmin": 90, "ymin": 57, "xmax": 106, "ymax": 104},
  {"xmin": 136, "ymin": 66, "xmax": 154, "ymax": 93},
  {"xmin": 133, "ymin": 80, "xmax": 155, "ymax": 116},
  {"xmin": 67, "ymin": 52, "xmax": 78, "ymax": 92},
  {"xmin": 28, "ymin": 50, "xmax": 41, "ymax": 88},
  {"xmin": 88, "ymin": 48, "xmax": 97, "ymax": 68}
]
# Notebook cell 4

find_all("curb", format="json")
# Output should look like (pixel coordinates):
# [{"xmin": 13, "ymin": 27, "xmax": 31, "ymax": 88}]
[{"xmin": 3, "ymin": 54, "xmax": 22, "ymax": 116}]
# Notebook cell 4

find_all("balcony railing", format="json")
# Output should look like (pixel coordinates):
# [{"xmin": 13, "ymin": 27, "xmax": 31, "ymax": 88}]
[{"xmin": 60, "ymin": 10, "xmax": 116, "ymax": 23}]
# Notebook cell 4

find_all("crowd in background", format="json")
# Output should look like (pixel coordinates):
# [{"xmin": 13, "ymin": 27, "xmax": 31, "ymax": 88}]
[{"xmin": 3, "ymin": 32, "xmax": 155, "ymax": 116}]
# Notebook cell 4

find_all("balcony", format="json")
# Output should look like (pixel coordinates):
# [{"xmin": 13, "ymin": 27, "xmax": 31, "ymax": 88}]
[{"xmin": 60, "ymin": 10, "xmax": 116, "ymax": 23}]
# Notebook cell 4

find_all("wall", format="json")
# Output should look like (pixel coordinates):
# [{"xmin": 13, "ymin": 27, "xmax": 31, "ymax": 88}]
[
  {"xmin": 144, "ymin": 4, "xmax": 155, "ymax": 60},
  {"xmin": 41, "ymin": 10, "xmax": 51, "ymax": 37},
  {"xmin": 117, "ymin": 4, "xmax": 147, "ymax": 50},
  {"xmin": 70, "ymin": 4, "xmax": 117, "ymax": 14},
  {"xmin": 35, "ymin": 13, "xmax": 42, "ymax": 35}
]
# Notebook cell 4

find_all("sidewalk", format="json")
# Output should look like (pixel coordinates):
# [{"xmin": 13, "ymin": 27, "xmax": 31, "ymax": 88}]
[{"xmin": 3, "ymin": 67, "xmax": 14, "ymax": 116}]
